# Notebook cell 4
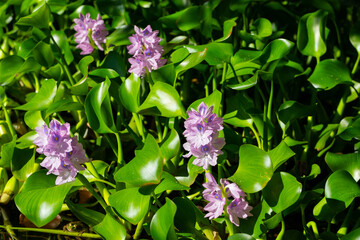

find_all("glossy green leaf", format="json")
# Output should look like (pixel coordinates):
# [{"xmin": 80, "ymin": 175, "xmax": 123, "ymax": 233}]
[
  {"xmin": 228, "ymin": 234, "xmax": 256, "ymax": 240},
  {"xmin": 44, "ymin": 64, "xmax": 63, "ymax": 80},
  {"xmin": 109, "ymin": 187, "xmax": 150, "ymax": 224},
  {"xmin": 33, "ymin": 41, "xmax": 55, "ymax": 67},
  {"xmin": 16, "ymin": 131, "xmax": 37, "ymax": 149},
  {"xmin": 0, "ymin": 56, "xmax": 26, "ymax": 86},
  {"xmin": 84, "ymin": 77, "xmax": 117, "ymax": 134},
  {"xmin": 106, "ymin": 26, "xmax": 132, "ymax": 47},
  {"xmin": 252, "ymin": 18, "xmax": 272, "ymax": 38},
  {"xmin": 47, "ymin": 0, "xmax": 67, "ymax": 14},
  {"xmin": 119, "ymin": 73, "xmax": 140, "ymax": 113},
  {"xmin": 278, "ymin": 101, "xmax": 315, "ymax": 124},
  {"xmin": 185, "ymin": 42, "xmax": 233, "ymax": 65},
  {"xmin": 227, "ymin": 72, "xmax": 258, "ymax": 91},
  {"xmin": 151, "ymin": 64, "xmax": 176, "ymax": 86},
  {"xmin": 255, "ymin": 39, "xmax": 294, "ymax": 64},
  {"xmin": 16, "ymin": 3, "xmax": 50, "ymax": 29},
  {"xmin": 188, "ymin": 89, "xmax": 222, "ymax": 116},
  {"xmin": 137, "ymin": 81, "xmax": 186, "ymax": 118},
  {"xmin": 338, "ymin": 117, "xmax": 360, "ymax": 141},
  {"xmin": 65, "ymin": 199, "xmax": 104, "ymax": 227},
  {"xmin": 160, "ymin": 129, "xmax": 181, "ymax": 161},
  {"xmin": 173, "ymin": 197, "xmax": 196, "ymax": 233},
  {"xmin": 100, "ymin": 49, "xmax": 127, "ymax": 78},
  {"xmin": 350, "ymin": 22, "xmax": 360, "ymax": 53},
  {"xmin": 115, "ymin": 135, "xmax": 163, "ymax": 187},
  {"xmin": 325, "ymin": 152, "xmax": 360, "ymax": 181},
  {"xmin": 325, "ymin": 170, "xmax": 360, "ymax": 208},
  {"xmin": 263, "ymin": 212, "xmax": 282, "ymax": 230},
  {"xmin": 17, "ymin": 38, "xmax": 37, "ymax": 59},
  {"xmin": 263, "ymin": 172, "xmax": 302, "ymax": 213},
  {"xmin": 170, "ymin": 48, "xmax": 189, "ymax": 64},
  {"xmin": 70, "ymin": 5, "xmax": 99, "ymax": 20},
  {"xmin": 215, "ymin": 18, "xmax": 237, "ymax": 42},
  {"xmin": 177, "ymin": 6, "xmax": 202, "ymax": 31},
  {"xmin": 15, "ymin": 170, "xmax": 73, "ymax": 227},
  {"xmin": 24, "ymin": 110, "xmax": 44, "ymax": 129},
  {"xmin": 150, "ymin": 198, "xmax": 177, "ymax": 240},
  {"xmin": 342, "ymin": 227, "xmax": 360, "ymax": 240},
  {"xmin": 0, "ymin": 138, "xmax": 16, "ymax": 168},
  {"xmin": 175, "ymin": 48, "xmax": 207, "ymax": 76},
  {"xmin": 175, "ymin": 156, "xmax": 204, "ymax": 187},
  {"xmin": 15, "ymin": 79, "xmax": 57, "ymax": 111},
  {"xmin": 229, "ymin": 144, "xmax": 273, "ymax": 193},
  {"xmin": 89, "ymin": 68, "xmax": 119, "ymax": 79},
  {"xmin": 93, "ymin": 213, "xmax": 126, "ymax": 240},
  {"xmin": 269, "ymin": 141, "xmax": 295, "ymax": 171},
  {"xmin": 297, "ymin": 10, "xmax": 328, "ymax": 58},
  {"xmin": 71, "ymin": 56, "xmax": 94, "ymax": 95},
  {"xmin": 308, "ymin": 59, "xmax": 353, "ymax": 90},
  {"xmin": 154, "ymin": 171, "xmax": 189, "ymax": 194},
  {"xmin": 51, "ymin": 31, "xmax": 74, "ymax": 65},
  {"xmin": 313, "ymin": 197, "xmax": 338, "ymax": 221},
  {"xmin": 45, "ymin": 99, "xmax": 83, "ymax": 118}
]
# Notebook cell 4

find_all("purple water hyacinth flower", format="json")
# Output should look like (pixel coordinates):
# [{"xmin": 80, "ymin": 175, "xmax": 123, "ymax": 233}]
[
  {"xmin": 183, "ymin": 102, "xmax": 225, "ymax": 170},
  {"xmin": 227, "ymin": 198, "xmax": 253, "ymax": 226},
  {"xmin": 73, "ymin": 13, "xmax": 108, "ymax": 55},
  {"xmin": 127, "ymin": 25, "xmax": 166, "ymax": 77},
  {"xmin": 202, "ymin": 173, "xmax": 252, "ymax": 226},
  {"xmin": 34, "ymin": 119, "xmax": 89, "ymax": 185}
]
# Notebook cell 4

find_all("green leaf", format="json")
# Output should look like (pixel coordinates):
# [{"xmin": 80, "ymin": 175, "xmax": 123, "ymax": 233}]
[
  {"xmin": 106, "ymin": 26, "xmax": 132, "ymax": 47},
  {"xmin": 342, "ymin": 227, "xmax": 360, "ymax": 240},
  {"xmin": 89, "ymin": 68, "xmax": 119, "ymax": 79},
  {"xmin": 84, "ymin": 77, "xmax": 117, "ymax": 134},
  {"xmin": 47, "ymin": 0, "xmax": 67, "ymax": 15},
  {"xmin": 255, "ymin": 39, "xmax": 294, "ymax": 64},
  {"xmin": 14, "ymin": 170, "xmax": 73, "ymax": 227},
  {"xmin": 338, "ymin": 117, "xmax": 360, "ymax": 141},
  {"xmin": 51, "ymin": 31, "xmax": 74, "ymax": 65},
  {"xmin": 229, "ymin": 144, "xmax": 273, "ymax": 193},
  {"xmin": 24, "ymin": 110, "xmax": 45, "ymax": 129},
  {"xmin": 151, "ymin": 64, "xmax": 176, "ymax": 86},
  {"xmin": 137, "ymin": 82, "xmax": 186, "ymax": 118},
  {"xmin": 45, "ymin": 99, "xmax": 83, "ymax": 118},
  {"xmin": 325, "ymin": 170, "xmax": 360, "ymax": 208},
  {"xmin": 0, "ymin": 56, "xmax": 28, "ymax": 86},
  {"xmin": 0, "ymin": 138, "xmax": 16, "ymax": 168},
  {"xmin": 93, "ymin": 213, "xmax": 126, "ymax": 240},
  {"xmin": 325, "ymin": 152, "xmax": 360, "ymax": 181},
  {"xmin": 173, "ymin": 197, "xmax": 196, "ymax": 233},
  {"xmin": 150, "ymin": 198, "xmax": 177, "ymax": 240},
  {"xmin": 16, "ymin": 131, "xmax": 37, "ymax": 149},
  {"xmin": 17, "ymin": 38, "xmax": 37, "ymax": 59},
  {"xmin": 175, "ymin": 156, "xmax": 204, "ymax": 187},
  {"xmin": 252, "ymin": 18, "xmax": 272, "ymax": 38},
  {"xmin": 71, "ymin": 56, "xmax": 94, "ymax": 95},
  {"xmin": 297, "ymin": 10, "xmax": 328, "ymax": 58},
  {"xmin": 185, "ymin": 42, "xmax": 233, "ymax": 65},
  {"xmin": 114, "ymin": 135, "xmax": 163, "ymax": 187},
  {"xmin": 65, "ymin": 199, "xmax": 104, "ymax": 227},
  {"xmin": 313, "ymin": 197, "xmax": 338, "ymax": 222},
  {"xmin": 350, "ymin": 22, "xmax": 360, "ymax": 53},
  {"xmin": 227, "ymin": 72, "xmax": 258, "ymax": 91},
  {"xmin": 154, "ymin": 172, "xmax": 189, "ymax": 194},
  {"xmin": 263, "ymin": 172, "xmax": 302, "ymax": 213},
  {"xmin": 16, "ymin": 3, "xmax": 50, "ymax": 29},
  {"xmin": 119, "ymin": 73, "xmax": 140, "ymax": 113},
  {"xmin": 170, "ymin": 48, "xmax": 189, "ymax": 64},
  {"xmin": 15, "ymin": 79, "xmax": 57, "ymax": 111},
  {"xmin": 278, "ymin": 101, "xmax": 315, "ymax": 125},
  {"xmin": 176, "ymin": 6, "xmax": 202, "ymax": 31},
  {"xmin": 215, "ymin": 18, "xmax": 237, "ymax": 42},
  {"xmin": 11, "ymin": 148, "xmax": 35, "ymax": 181},
  {"xmin": 175, "ymin": 48, "xmax": 207, "ymax": 76},
  {"xmin": 33, "ymin": 41, "xmax": 55, "ymax": 67},
  {"xmin": 269, "ymin": 141, "xmax": 295, "ymax": 171},
  {"xmin": 160, "ymin": 129, "xmax": 181, "ymax": 161},
  {"xmin": 228, "ymin": 234, "xmax": 256, "ymax": 240},
  {"xmin": 308, "ymin": 59, "xmax": 353, "ymax": 90},
  {"xmin": 109, "ymin": 187, "xmax": 150, "ymax": 224}
]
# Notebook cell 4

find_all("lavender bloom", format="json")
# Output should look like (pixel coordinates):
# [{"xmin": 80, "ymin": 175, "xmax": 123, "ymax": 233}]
[
  {"xmin": 34, "ymin": 119, "xmax": 89, "ymax": 185},
  {"xmin": 127, "ymin": 25, "xmax": 166, "ymax": 77},
  {"xmin": 73, "ymin": 13, "xmax": 108, "ymax": 55},
  {"xmin": 202, "ymin": 173, "xmax": 252, "ymax": 226},
  {"xmin": 183, "ymin": 102, "xmax": 225, "ymax": 170}
]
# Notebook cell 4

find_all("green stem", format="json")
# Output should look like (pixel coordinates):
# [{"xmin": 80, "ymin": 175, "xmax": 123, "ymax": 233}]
[
  {"xmin": 91, "ymin": 178, "xmax": 116, "ymax": 188},
  {"xmin": 133, "ymin": 215, "xmax": 146, "ymax": 239},
  {"xmin": 307, "ymin": 221, "xmax": 320, "ymax": 239},
  {"xmin": 2, "ymin": 105, "xmax": 16, "ymax": 137},
  {"xmin": 249, "ymin": 124, "xmax": 261, "ymax": 149},
  {"xmin": 84, "ymin": 162, "xmax": 111, "ymax": 205},
  {"xmin": 333, "ymin": 87, "xmax": 350, "ymax": 123},
  {"xmin": 114, "ymin": 132, "xmax": 124, "ymax": 167},
  {"xmin": 275, "ymin": 219, "xmax": 285, "ymax": 240},
  {"xmin": 155, "ymin": 116, "xmax": 163, "ymax": 142},
  {"xmin": 31, "ymin": 72, "xmax": 39, "ymax": 93},
  {"xmin": 0, "ymin": 225, "xmax": 102, "ymax": 239},
  {"xmin": 224, "ymin": 217, "xmax": 234, "ymax": 236},
  {"xmin": 0, "ymin": 207, "xmax": 17, "ymax": 240},
  {"xmin": 151, "ymin": 192, "xmax": 162, "ymax": 208},
  {"xmin": 352, "ymin": 53, "xmax": 360, "ymax": 75},
  {"xmin": 133, "ymin": 113, "xmax": 146, "ymax": 141},
  {"xmin": 76, "ymin": 173, "xmax": 108, "ymax": 211},
  {"xmin": 337, "ymin": 201, "xmax": 355, "ymax": 237}
]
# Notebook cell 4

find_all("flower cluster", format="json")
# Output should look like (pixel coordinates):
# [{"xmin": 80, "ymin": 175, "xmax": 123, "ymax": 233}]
[
  {"xmin": 183, "ymin": 102, "xmax": 225, "ymax": 170},
  {"xmin": 203, "ymin": 173, "xmax": 253, "ymax": 226},
  {"xmin": 33, "ymin": 119, "xmax": 89, "ymax": 185},
  {"xmin": 73, "ymin": 13, "xmax": 108, "ymax": 55},
  {"xmin": 127, "ymin": 25, "xmax": 166, "ymax": 77}
]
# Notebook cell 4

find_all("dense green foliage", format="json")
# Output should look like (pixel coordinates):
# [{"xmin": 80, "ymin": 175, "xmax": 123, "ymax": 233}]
[{"xmin": 0, "ymin": 0, "xmax": 359, "ymax": 239}]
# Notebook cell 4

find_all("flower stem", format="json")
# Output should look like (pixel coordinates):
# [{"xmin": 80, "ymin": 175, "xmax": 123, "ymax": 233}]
[
  {"xmin": 155, "ymin": 116, "xmax": 163, "ymax": 142},
  {"xmin": 224, "ymin": 216, "xmax": 234, "ymax": 236},
  {"xmin": 114, "ymin": 132, "xmax": 124, "ymax": 167},
  {"xmin": 0, "ymin": 225, "xmax": 102, "ymax": 239},
  {"xmin": 133, "ymin": 215, "xmax": 146, "ymax": 239},
  {"xmin": 352, "ymin": 53, "xmax": 360, "ymax": 75},
  {"xmin": 76, "ymin": 173, "xmax": 108, "ymax": 211},
  {"xmin": 275, "ymin": 219, "xmax": 285, "ymax": 240}
]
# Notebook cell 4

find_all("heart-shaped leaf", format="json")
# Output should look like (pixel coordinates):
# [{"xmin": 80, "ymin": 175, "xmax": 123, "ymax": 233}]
[
  {"xmin": 114, "ymin": 134, "xmax": 163, "ymax": 187},
  {"xmin": 16, "ymin": 3, "xmax": 50, "ymax": 29},
  {"xmin": 137, "ymin": 81, "xmax": 186, "ymax": 118},
  {"xmin": 308, "ymin": 59, "xmax": 353, "ymax": 90},
  {"xmin": 15, "ymin": 170, "xmax": 73, "ymax": 227},
  {"xmin": 173, "ymin": 197, "xmax": 196, "ymax": 233},
  {"xmin": 263, "ymin": 172, "xmax": 302, "ymax": 213},
  {"xmin": 84, "ymin": 77, "xmax": 117, "ymax": 134},
  {"xmin": 269, "ymin": 141, "xmax": 295, "ymax": 171},
  {"xmin": 93, "ymin": 213, "xmax": 127, "ymax": 240},
  {"xmin": 150, "ymin": 198, "xmax": 177, "ymax": 240},
  {"xmin": 160, "ymin": 129, "xmax": 181, "ymax": 161},
  {"xmin": 229, "ymin": 144, "xmax": 273, "ymax": 193},
  {"xmin": 325, "ymin": 152, "xmax": 360, "ymax": 181},
  {"xmin": 154, "ymin": 171, "xmax": 189, "ymax": 194},
  {"xmin": 119, "ymin": 73, "xmax": 140, "ymax": 113},
  {"xmin": 109, "ymin": 187, "xmax": 150, "ymax": 224},
  {"xmin": 175, "ymin": 48, "xmax": 207, "ymax": 76},
  {"xmin": 11, "ymin": 148, "xmax": 36, "ymax": 181}
]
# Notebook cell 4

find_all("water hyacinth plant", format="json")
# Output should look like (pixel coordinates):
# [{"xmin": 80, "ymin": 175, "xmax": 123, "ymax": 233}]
[{"xmin": 0, "ymin": 0, "xmax": 360, "ymax": 240}]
